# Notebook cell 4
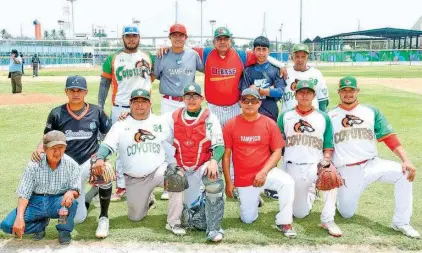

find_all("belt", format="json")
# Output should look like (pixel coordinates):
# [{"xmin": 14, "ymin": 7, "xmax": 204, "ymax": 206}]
[
  {"xmin": 113, "ymin": 104, "xmax": 130, "ymax": 108},
  {"xmin": 33, "ymin": 193, "xmax": 63, "ymax": 197},
  {"xmin": 346, "ymin": 159, "xmax": 369, "ymax": 167},
  {"xmin": 287, "ymin": 161, "xmax": 310, "ymax": 165},
  {"xmin": 163, "ymin": 95, "xmax": 183, "ymax": 102}
]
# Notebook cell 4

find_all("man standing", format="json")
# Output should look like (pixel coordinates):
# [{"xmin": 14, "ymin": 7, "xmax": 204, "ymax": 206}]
[
  {"xmin": 222, "ymin": 88, "xmax": 296, "ymax": 238},
  {"xmin": 165, "ymin": 82, "xmax": 225, "ymax": 242},
  {"xmin": 278, "ymin": 80, "xmax": 342, "ymax": 237},
  {"xmin": 329, "ymin": 76, "xmax": 419, "ymax": 239},
  {"xmin": 31, "ymin": 54, "xmax": 41, "ymax": 77},
  {"xmin": 154, "ymin": 24, "xmax": 203, "ymax": 114},
  {"xmin": 31, "ymin": 76, "xmax": 112, "ymax": 238},
  {"xmin": 92, "ymin": 88, "xmax": 185, "ymax": 236},
  {"xmin": 98, "ymin": 25, "xmax": 155, "ymax": 201},
  {"xmin": 9, "ymin": 49, "xmax": 23, "ymax": 94},
  {"xmin": 1, "ymin": 131, "xmax": 80, "ymax": 245},
  {"xmin": 239, "ymin": 36, "xmax": 286, "ymax": 122},
  {"xmin": 282, "ymin": 44, "xmax": 329, "ymax": 113}
]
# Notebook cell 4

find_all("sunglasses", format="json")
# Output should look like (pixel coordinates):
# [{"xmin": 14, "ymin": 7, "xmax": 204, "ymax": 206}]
[
  {"xmin": 241, "ymin": 98, "xmax": 260, "ymax": 105},
  {"xmin": 183, "ymin": 94, "xmax": 201, "ymax": 100}
]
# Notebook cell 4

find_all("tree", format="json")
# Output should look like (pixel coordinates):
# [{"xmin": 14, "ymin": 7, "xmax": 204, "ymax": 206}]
[
  {"xmin": 0, "ymin": 29, "xmax": 12, "ymax": 39},
  {"xmin": 50, "ymin": 29, "xmax": 58, "ymax": 40},
  {"xmin": 59, "ymin": 30, "xmax": 66, "ymax": 40},
  {"xmin": 43, "ymin": 30, "xmax": 49, "ymax": 39},
  {"xmin": 204, "ymin": 39, "xmax": 213, "ymax": 47}
]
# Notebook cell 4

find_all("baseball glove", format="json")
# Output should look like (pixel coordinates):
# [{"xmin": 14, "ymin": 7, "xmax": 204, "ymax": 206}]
[
  {"xmin": 89, "ymin": 161, "xmax": 115, "ymax": 185},
  {"xmin": 316, "ymin": 162, "xmax": 344, "ymax": 191}
]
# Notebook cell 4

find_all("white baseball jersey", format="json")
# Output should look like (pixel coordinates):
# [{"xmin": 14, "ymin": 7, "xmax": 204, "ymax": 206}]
[
  {"xmin": 281, "ymin": 67, "xmax": 329, "ymax": 112},
  {"xmin": 102, "ymin": 114, "xmax": 170, "ymax": 178},
  {"xmin": 328, "ymin": 104, "xmax": 394, "ymax": 167},
  {"xmin": 164, "ymin": 109, "xmax": 224, "ymax": 148},
  {"xmin": 278, "ymin": 108, "xmax": 333, "ymax": 164},
  {"xmin": 102, "ymin": 49, "xmax": 154, "ymax": 106}
]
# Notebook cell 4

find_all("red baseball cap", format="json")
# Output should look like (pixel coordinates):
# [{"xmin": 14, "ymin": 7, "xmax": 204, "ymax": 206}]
[{"xmin": 169, "ymin": 24, "xmax": 187, "ymax": 36}]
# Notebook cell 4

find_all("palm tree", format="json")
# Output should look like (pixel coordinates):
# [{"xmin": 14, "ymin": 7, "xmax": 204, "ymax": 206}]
[
  {"xmin": 43, "ymin": 30, "xmax": 49, "ymax": 39},
  {"xmin": 0, "ymin": 29, "xmax": 11, "ymax": 39},
  {"xmin": 59, "ymin": 30, "xmax": 66, "ymax": 40},
  {"xmin": 50, "ymin": 29, "xmax": 57, "ymax": 40}
]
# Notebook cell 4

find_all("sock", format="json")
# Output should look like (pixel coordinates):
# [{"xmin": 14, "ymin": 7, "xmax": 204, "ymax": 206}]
[{"xmin": 99, "ymin": 187, "xmax": 112, "ymax": 218}]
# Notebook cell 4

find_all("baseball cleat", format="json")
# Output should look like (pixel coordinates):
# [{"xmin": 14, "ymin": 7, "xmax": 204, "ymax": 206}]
[
  {"xmin": 264, "ymin": 189, "xmax": 279, "ymax": 200},
  {"xmin": 321, "ymin": 221, "xmax": 342, "ymax": 237},
  {"xmin": 166, "ymin": 223, "xmax": 186, "ymax": 236},
  {"xmin": 392, "ymin": 224, "xmax": 420, "ymax": 239},
  {"xmin": 95, "ymin": 216, "xmax": 109, "ymax": 239},
  {"xmin": 161, "ymin": 190, "xmax": 169, "ymax": 200},
  {"xmin": 276, "ymin": 224, "xmax": 297, "ymax": 238},
  {"xmin": 206, "ymin": 229, "xmax": 224, "ymax": 242},
  {"xmin": 110, "ymin": 188, "xmax": 126, "ymax": 202}
]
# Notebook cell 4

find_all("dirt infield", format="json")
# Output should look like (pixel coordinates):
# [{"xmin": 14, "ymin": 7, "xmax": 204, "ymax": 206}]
[{"xmin": 0, "ymin": 93, "xmax": 64, "ymax": 105}]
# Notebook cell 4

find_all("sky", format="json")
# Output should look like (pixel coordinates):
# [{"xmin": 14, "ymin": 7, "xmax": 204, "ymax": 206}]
[{"xmin": 1, "ymin": 0, "xmax": 422, "ymax": 43}]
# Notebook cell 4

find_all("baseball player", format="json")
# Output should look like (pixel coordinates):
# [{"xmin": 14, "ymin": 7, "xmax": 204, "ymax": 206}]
[
  {"xmin": 282, "ymin": 44, "xmax": 329, "ymax": 113},
  {"xmin": 153, "ymin": 24, "xmax": 204, "ymax": 200},
  {"xmin": 31, "ymin": 76, "xmax": 112, "ymax": 238},
  {"xmin": 329, "ymin": 76, "xmax": 419, "ymax": 239},
  {"xmin": 223, "ymin": 88, "xmax": 296, "ymax": 238},
  {"xmin": 239, "ymin": 36, "xmax": 286, "ymax": 122},
  {"xmin": 163, "ymin": 82, "xmax": 225, "ymax": 242},
  {"xmin": 92, "ymin": 88, "xmax": 186, "ymax": 236},
  {"xmin": 98, "ymin": 25, "xmax": 155, "ymax": 201},
  {"xmin": 278, "ymin": 80, "xmax": 342, "ymax": 237}
]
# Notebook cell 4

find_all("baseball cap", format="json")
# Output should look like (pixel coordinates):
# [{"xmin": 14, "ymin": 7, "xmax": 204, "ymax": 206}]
[
  {"xmin": 122, "ymin": 25, "xmax": 140, "ymax": 35},
  {"xmin": 214, "ymin": 27, "xmax": 231, "ymax": 38},
  {"xmin": 169, "ymin": 24, "xmax": 187, "ymax": 36},
  {"xmin": 43, "ymin": 130, "xmax": 67, "ymax": 148},
  {"xmin": 253, "ymin": 36, "xmax": 270, "ymax": 48},
  {"xmin": 66, "ymin": 76, "xmax": 87, "ymax": 90},
  {"xmin": 130, "ymin": 88, "xmax": 151, "ymax": 101},
  {"xmin": 183, "ymin": 82, "xmax": 202, "ymax": 96},
  {"xmin": 241, "ymin": 88, "xmax": 260, "ymax": 99},
  {"xmin": 296, "ymin": 80, "xmax": 316, "ymax": 92},
  {"xmin": 339, "ymin": 76, "xmax": 358, "ymax": 89},
  {"xmin": 293, "ymin": 44, "xmax": 310, "ymax": 54},
  {"xmin": 11, "ymin": 49, "xmax": 18, "ymax": 54}
]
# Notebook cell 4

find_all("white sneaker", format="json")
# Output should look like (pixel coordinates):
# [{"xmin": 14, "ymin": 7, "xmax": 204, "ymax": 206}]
[
  {"xmin": 161, "ymin": 190, "xmax": 169, "ymax": 200},
  {"xmin": 321, "ymin": 221, "xmax": 342, "ymax": 237},
  {"xmin": 166, "ymin": 223, "xmax": 186, "ymax": 236},
  {"xmin": 392, "ymin": 224, "xmax": 420, "ymax": 239},
  {"xmin": 207, "ymin": 229, "xmax": 224, "ymax": 242},
  {"xmin": 276, "ymin": 224, "xmax": 297, "ymax": 238},
  {"xmin": 95, "ymin": 217, "xmax": 109, "ymax": 239}
]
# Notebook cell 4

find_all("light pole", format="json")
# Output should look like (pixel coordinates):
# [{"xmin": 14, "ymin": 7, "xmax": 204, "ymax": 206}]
[
  {"xmin": 197, "ymin": 0, "xmax": 206, "ymax": 46},
  {"xmin": 163, "ymin": 30, "xmax": 168, "ymax": 45},
  {"xmin": 299, "ymin": 0, "xmax": 303, "ymax": 42},
  {"xmin": 67, "ymin": 0, "xmax": 77, "ymax": 37},
  {"xmin": 209, "ymin": 20, "xmax": 216, "ymax": 37},
  {"xmin": 278, "ymin": 23, "xmax": 283, "ymax": 52}
]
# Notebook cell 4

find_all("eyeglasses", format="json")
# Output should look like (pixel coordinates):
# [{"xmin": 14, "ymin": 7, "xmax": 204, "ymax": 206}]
[
  {"xmin": 183, "ymin": 94, "xmax": 201, "ymax": 100},
  {"xmin": 241, "ymin": 98, "xmax": 260, "ymax": 105}
]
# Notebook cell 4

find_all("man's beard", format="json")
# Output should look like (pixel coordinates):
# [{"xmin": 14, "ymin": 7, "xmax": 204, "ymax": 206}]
[
  {"xmin": 124, "ymin": 40, "xmax": 139, "ymax": 51},
  {"xmin": 342, "ymin": 97, "xmax": 357, "ymax": 105}
]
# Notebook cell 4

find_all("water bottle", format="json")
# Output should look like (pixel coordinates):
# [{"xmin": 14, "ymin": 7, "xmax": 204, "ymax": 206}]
[{"xmin": 58, "ymin": 206, "xmax": 69, "ymax": 224}]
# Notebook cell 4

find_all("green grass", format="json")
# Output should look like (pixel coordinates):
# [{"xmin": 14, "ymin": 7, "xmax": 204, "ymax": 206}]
[
  {"xmin": 2, "ymin": 65, "xmax": 422, "ymax": 78},
  {"xmin": 0, "ymin": 77, "xmax": 422, "ymax": 250}
]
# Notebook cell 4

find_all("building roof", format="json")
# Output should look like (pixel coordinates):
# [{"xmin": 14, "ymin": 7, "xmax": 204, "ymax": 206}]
[{"xmin": 321, "ymin": 27, "xmax": 422, "ymax": 40}]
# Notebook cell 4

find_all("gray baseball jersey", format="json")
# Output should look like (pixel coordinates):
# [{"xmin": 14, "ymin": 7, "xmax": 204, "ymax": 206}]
[{"xmin": 153, "ymin": 48, "xmax": 203, "ymax": 97}]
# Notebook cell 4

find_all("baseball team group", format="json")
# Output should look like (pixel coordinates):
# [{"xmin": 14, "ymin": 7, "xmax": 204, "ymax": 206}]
[{"xmin": 0, "ymin": 23, "xmax": 419, "ymax": 245}]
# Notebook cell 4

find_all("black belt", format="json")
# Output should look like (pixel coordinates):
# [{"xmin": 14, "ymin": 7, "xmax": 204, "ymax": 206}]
[
  {"xmin": 33, "ymin": 193, "xmax": 63, "ymax": 197},
  {"xmin": 114, "ymin": 104, "xmax": 130, "ymax": 108}
]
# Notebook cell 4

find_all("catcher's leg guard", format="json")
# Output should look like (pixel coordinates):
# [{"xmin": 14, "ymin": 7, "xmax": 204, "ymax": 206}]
[
  {"xmin": 202, "ymin": 176, "xmax": 224, "ymax": 233},
  {"xmin": 183, "ymin": 199, "xmax": 207, "ymax": 231}
]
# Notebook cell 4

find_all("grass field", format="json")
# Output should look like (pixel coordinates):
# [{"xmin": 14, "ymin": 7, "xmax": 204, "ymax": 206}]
[{"xmin": 0, "ymin": 67, "xmax": 421, "ymax": 251}]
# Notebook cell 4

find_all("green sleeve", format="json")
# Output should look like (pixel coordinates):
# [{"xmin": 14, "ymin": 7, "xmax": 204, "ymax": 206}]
[
  {"xmin": 321, "ymin": 111, "xmax": 334, "ymax": 149},
  {"xmin": 368, "ymin": 105, "xmax": 394, "ymax": 140},
  {"xmin": 211, "ymin": 145, "xmax": 225, "ymax": 162},
  {"xmin": 102, "ymin": 54, "xmax": 115, "ymax": 75},
  {"xmin": 147, "ymin": 50, "xmax": 155, "ymax": 66},
  {"xmin": 96, "ymin": 144, "xmax": 113, "ymax": 160},
  {"xmin": 277, "ymin": 112, "xmax": 286, "ymax": 135},
  {"xmin": 318, "ymin": 100, "xmax": 329, "ymax": 112}
]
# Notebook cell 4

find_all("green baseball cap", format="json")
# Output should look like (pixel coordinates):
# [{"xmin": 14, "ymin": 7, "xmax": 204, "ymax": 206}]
[
  {"xmin": 183, "ymin": 82, "xmax": 202, "ymax": 96},
  {"xmin": 130, "ymin": 88, "xmax": 151, "ymax": 101},
  {"xmin": 214, "ymin": 27, "xmax": 231, "ymax": 38},
  {"xmin": 339, "ymin": 76, "xmax": 358, "ymax": 89},
  {"xmin": 296, "ymin": 80, "xmax": 315, "ymax": 92},
  {"xmin": 293, "ymin": 44, "xmax": 310, "ymax": 54}
]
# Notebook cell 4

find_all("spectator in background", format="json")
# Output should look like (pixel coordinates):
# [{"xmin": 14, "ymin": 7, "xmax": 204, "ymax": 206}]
[
  {"xmin": 9, "ymin": 49, "xmax": 23, "ymax": 94},
  {"xmin": 20, "ymin": 53, "xmax": 25, "ymax": 75},
  {"xmin": 31, "ymin": 54, "xmax": 41, "ymax": 78}
]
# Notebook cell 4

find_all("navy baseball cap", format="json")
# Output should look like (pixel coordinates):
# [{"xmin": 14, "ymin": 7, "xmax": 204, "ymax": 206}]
[{"xmin": 66, "ymin": 76, "xmax": 87, "ymax": 90}]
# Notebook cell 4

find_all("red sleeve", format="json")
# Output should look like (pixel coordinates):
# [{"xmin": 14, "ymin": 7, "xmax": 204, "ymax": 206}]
[
  {"xmin": 268, "ymin": 119, "xmax": 285, "ymax": 151},
  {"xmin": 192, "ymin": 47, "xmax": 204, "ymax": 61},
  {"xmin": 383, "ymin": 134, "xmax": 401, "ymax": 151},
  {"xmin": 223, "ymin": 120, "xmax": 234, "ymax": 149},
  {"xmin": 245, "ymin": 51, "xmax": 257, "ymax": 67}
]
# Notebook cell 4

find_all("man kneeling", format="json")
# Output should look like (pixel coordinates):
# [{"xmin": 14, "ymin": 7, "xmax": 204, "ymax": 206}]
[{"xmin": 1, "ymin": 131, "xmax": 80, "ymax": 245}]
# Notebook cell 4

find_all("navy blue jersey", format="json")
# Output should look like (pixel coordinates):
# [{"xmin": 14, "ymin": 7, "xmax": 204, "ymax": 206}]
[
  {"xmin": 239, "ymin": 61, "xmax": 286, "ymax": 121},
  {"xmin": 44, "ymin": 103, "xmax": 110, "ymax": 165}
]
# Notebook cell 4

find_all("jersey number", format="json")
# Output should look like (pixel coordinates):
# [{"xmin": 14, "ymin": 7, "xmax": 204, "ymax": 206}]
[{"xmin": 153, "ymin": 124, "xmax": 162, "ymax": 132}]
